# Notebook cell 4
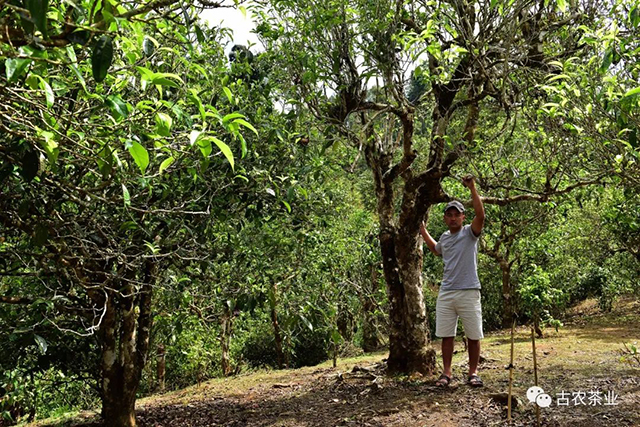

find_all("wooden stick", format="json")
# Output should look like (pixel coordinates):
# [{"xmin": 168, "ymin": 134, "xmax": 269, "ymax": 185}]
[
  {"xmin": 508, "ymin": 318, "xmax": 516, "ymax": 421},
  {"xmin": 531, "ymin": 326, "xmax": 540, "ymax": 427}
]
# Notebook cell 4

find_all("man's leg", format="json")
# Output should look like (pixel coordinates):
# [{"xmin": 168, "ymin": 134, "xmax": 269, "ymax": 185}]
[
  {"xmin": 435, "ymin": 290, "xmax": 458, "ymax": 385},
  {"xmin": 458, "ymin": 289, "xmax": 484, "ymax": 386},
  {"xmin": 442, "ymin": 337, "xmax": 455, "ymax": 378},
  {"xmin": 467, "ymin": 339, "xmax": 480, "ymax": 376}
]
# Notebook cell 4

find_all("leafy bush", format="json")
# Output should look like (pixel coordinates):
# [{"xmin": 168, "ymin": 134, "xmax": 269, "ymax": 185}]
[
  {"xmin": 518, "ymin": 265, "xmax": 566, "ymax": 331},
  {"xmin": 291, "ymin": 324, "xmax": 329, "ymax": 368},
  {"xmin": 238, "ymin": 319, "xmax": 282, "ymax": 369},
  {"xmin": 0, "ymin": 368, "xmax": 98, "ymax": 424}
]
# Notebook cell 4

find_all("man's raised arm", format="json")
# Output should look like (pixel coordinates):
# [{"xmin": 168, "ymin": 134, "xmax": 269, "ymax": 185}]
[
  {"xmin": 463, "ymin": 176, "xmax": 485, "ymax": 237},
  {"xmin": 420, "ymin": 223, "xmax": 441, "ymax": 256}
]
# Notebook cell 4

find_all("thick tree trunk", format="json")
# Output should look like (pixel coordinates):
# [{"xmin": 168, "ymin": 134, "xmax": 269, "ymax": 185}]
[
  {"xmin": 98, "ymin": 260, "xmax": 156, "ymax": 427},
  {"xmin": 100, "ymin": 291, "xmax": 138, "ymax": 427},
  {"xmin": 390, "ymin": 222, "xmax": 437, "ymax": 375},
  {"xmin": 102, "ymin": 382, "xmax": 137, "ymax": 427},
  {"xmin": 366, "ymin": 139, "xmax": 438, "ymax": 375}
]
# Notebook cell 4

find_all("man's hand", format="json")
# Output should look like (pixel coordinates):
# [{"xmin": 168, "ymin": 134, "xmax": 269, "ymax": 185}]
[
  {"xmin": 463, "ymin": 175, "xmax": 485, "ymax": 237},
  {"xmin": 462, "ymin": 175, "xmax": 475, "ymax": 189}
]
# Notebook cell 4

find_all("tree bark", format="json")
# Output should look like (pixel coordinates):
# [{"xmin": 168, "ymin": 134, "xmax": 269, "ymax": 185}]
[
  {"xmin": 219, "ymin": 308, "xmax": 235, "ymax": 376},
  {"xmin": 366, "ymin": 136, "xmax": 439, "ymax": 375},
  {"xmin": 98, "ymin": 260, "xmax": 157, "ymax": 427},
  {"xmin": 157, "ymin": 344, "xmax": 166, "ymax": 392}
]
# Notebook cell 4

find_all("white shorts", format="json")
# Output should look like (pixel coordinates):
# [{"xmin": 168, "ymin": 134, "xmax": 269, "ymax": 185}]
[{"xmin": 435, "ymin": 289, "xmax": 484, "ymax": 340}]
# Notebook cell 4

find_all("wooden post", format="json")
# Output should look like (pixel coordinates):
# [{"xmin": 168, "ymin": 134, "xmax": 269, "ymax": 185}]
[
  {"xmin": 531, "ymin": 326, "xmax": 540, "ymax": 427},
  {"xmin": 508, "ymin": 319, "xmax": 516, "ymax": 421}
]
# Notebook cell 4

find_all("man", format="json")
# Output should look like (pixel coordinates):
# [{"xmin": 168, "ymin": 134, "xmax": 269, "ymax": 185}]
[{"xmin": 420, "ymin": 176, "xmax": 485, "ymax": 387}]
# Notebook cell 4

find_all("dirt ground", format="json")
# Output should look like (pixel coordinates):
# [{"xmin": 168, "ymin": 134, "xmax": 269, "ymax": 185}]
[{"xmin": 30, "ymin": 297, "xmax": 640, "ymax": 427}]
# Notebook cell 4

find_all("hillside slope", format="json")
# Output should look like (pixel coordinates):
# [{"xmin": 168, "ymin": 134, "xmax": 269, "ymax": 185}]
[{"xmin": 29, "ymin": 298, "xmax": 640, "ymax": 427}]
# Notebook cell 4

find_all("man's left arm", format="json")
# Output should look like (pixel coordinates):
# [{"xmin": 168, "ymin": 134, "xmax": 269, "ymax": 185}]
[{"xmin": 463, "ymin": 176, "xmax": 485, "ymax": 237}]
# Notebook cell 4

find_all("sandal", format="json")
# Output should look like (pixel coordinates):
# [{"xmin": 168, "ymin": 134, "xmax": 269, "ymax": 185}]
[
  {"xmin": 435, "ymin": 374, "xmax": 451, "ymax": 387},
  {"xmin": 468, "ymin": 374, "xmax": 483, "ymax": 387}
]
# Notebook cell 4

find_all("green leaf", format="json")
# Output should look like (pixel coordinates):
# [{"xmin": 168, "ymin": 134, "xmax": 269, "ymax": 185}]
[
  {"xmin": 556, "ymin": 0, "xmax": 567, "ymax": 12},
  {"xmin": 36, "ymin": 76, "xmax": 54, "ymax": 108},
  {"xmin": 631, "ymin": 7, "xmax": 640, "ymax": 28},
  {"xmin": 223, "ymin": 87, "xmax": 234, "ymax": 104},
  {"xmin": 299, "ymin": 314, "xmax": 313, "ymax": 331},
  {"xmin": 26, "ymin": 0, "xmax": 48, "ymax": 38},
  {"xmin": 195, "ymin": 25, "xmax": 205, "ymax": 43},
  {"xmin": 282, "ymin": 200, "xmax": 291, "ymax": 213},
  {"xmin": 26, "ymin": 74, "xmax": 38, "ymax": 89},
  {"xmin": 105, "ymin": 95, "xmax": 129, "ymax": 119},
  {"xmin": 5, "ymin": 58, "xmax": 32, "ymax": 83},
  {"xmin": 151, "ymin": 77, "xmax": 179, "ymax": 88},
  {"xmin": 547, "ymin": 74, "xmax": 571, "ymax": 82},
  {"xmin": 142, "ymin": 36, "xmax": 156, "ymax": 57},
  {"xmin": 34, "ymin": 334, "xmax": 48, "ymax": 354},
  {"xmin": 38, "ymin": 128, "xmax": 58, "ymax": 164},
  {"xmin": 92, "ymin": 35, "xmax": 113, "ymax": 83},
  {"xmin": 159, "ymin": 156, "xmax": 175, "ymax": 173},
  {"xmin": 233, "ymin": 118, "xmax": 258, "ymax": 135},
  {"xmin": 127, "ymin": 141, "xmax": 149, "ymax": 174},
  {"xmin": 136, "ymin": 67, "xmax": 184, "ymax": 88},
  {"xmin": 189, "ymin": 130, "xmax": 201, "ymax": 146},
  {"xmin": 122, "ymin": 184, "xmax": 131, "ymax": 206},
  {"xmin": 222, "ymin": 112, "xmax": 246, "ymax": 123},
  {"xmin": 622, "ymin": 87, "xmax": 640, "ymax": 100},
  {"xmin": 600, "ymin": 49, "xmax": 613, "ymax": 73},
  {"xmin": 136, "ymin": 66, "xmax": 154, "ymax": 81},
  {"xmin": 197, "ymin": 138, "xmax": 212, "ymax": 157},
  {"xmin": 43, "ymin": 81, "xmax": 54, "ymax": 108},
  {"xmin": 199, "ymin": 136, "xmax": 234, "ymax": 169},
  {"xmin": 97, "ymin": 144, "xmax": 113, "ymax": 178},
  {"xmin": 210, "ymin": 136, "xmax": 234, "ymax": 170},
  {"xmin": 238, "ymin": 133, "xmax": 247, "ymax": 158},
  {"xmin": 188, "ymin": 89, "xmax": 205, "ymax": 122},
  {"xmin": 155, "ymin": 112, "xmax": 172, "ymax": 136},
  {"xmin": 66, "ymin": 46, "xmax": 87, "ymax": 92}
]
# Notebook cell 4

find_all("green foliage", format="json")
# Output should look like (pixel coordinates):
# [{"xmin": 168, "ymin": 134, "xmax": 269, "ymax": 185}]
[
  {"xmin": 0, "ymin": 368, "xmax": 98, "ymax": 423},
  {"xmin": 518, "ymin": 265, "xmax": 566, "ymax": 330},
  {"xmin": 619, "ymin": 342, "xmax": 640, "ymax": 367},
  {"xmin": 238, "ymin": 313, "xmax": 285, "ymax": 369}
]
